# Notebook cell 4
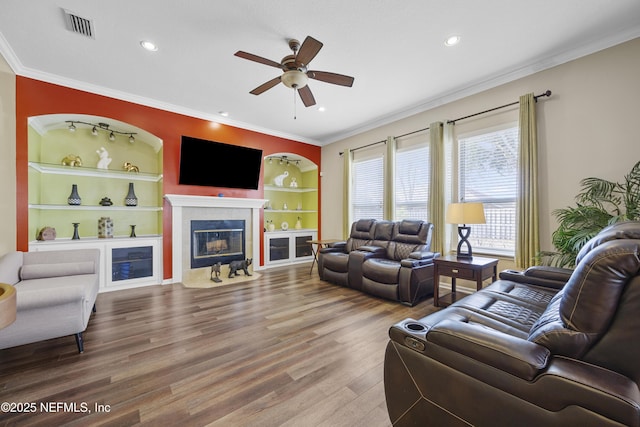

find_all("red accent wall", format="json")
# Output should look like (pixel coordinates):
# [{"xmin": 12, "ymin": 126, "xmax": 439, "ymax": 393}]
[{"xmin": 15, "ymin": 76, "xmax": 321, "ymax": 279}]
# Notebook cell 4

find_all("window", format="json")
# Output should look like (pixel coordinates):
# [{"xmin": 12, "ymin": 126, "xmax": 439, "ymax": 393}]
[
  {"xmin": 395, "ymin": 144, "xmax": 430, "ymax": 220},
  {"xmin": 457, "ymin": 125, "xmax": 518, "ymax": 255},
  {"xmin": 352, "ymin": 155, "xmax": 384, "ymax": 220}
]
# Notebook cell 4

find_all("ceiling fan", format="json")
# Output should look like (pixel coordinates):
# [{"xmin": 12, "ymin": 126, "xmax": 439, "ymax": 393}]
[{"xmin": 234, "ymin": 36, "xmax": 354, "ymax": 108}]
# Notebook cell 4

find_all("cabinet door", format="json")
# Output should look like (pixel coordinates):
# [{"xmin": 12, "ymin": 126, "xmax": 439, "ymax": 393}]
[
  {"xmin": 111, "ymin": 245, "xmax": 153, "ymax": 282},
  {"xmin": 268, "ymin": 237, "xmax": 290, "ymax": 262},
  {"xmin": 295, "ymin": 235, "xmax": 313, "ymax": 258}
]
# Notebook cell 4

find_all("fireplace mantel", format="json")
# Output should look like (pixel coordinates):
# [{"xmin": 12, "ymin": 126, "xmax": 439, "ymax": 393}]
[
  {"xmin": 164, "ymin": 194, "xmax": 267, "ymax": 210},
  {"xmin": 165, "ymin": 194, "xmax": 267, "ymax": 283}
]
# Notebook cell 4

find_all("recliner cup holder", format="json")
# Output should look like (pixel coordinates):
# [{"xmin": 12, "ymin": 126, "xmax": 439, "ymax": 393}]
[{"xmin": 405, "ymin": 322, "xmax": 426, "ymax": 332}]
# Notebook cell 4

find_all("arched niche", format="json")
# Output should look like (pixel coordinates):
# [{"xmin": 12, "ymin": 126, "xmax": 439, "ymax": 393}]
[{"xmin": 26, "ymin": 114, "xmax": 163, "ymax": 241}]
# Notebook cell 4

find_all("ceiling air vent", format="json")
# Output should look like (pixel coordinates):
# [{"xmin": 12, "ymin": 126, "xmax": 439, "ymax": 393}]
[{"xmin": 62, "ymin": 9, "xmax": 95, "ymax": 39}]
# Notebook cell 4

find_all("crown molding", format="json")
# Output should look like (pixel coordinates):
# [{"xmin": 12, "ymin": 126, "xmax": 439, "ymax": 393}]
[{"xmin": 324, "ymin": 26, "xmax": 640, "ymax": 144}]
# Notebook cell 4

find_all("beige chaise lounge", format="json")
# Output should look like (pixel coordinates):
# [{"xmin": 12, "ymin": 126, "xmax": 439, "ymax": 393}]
[{"xmin": 0, "ymin": 249, "xmax": 100, "ymax": 353}]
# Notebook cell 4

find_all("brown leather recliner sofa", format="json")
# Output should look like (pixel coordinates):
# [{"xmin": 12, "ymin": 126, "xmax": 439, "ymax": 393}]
[
  {"xmin": 384, "ymin": 221, "xmax": 640, "ymax": 426},
  {"xmin": 318, "ymin": 219, "xmax": 438, "ymax": 306}
]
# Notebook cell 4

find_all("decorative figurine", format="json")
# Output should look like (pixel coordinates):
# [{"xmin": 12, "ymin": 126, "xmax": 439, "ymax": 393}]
[
  {"xmin": 99, "ymin": 197, "xmax": 113, "ymax": 206},
  {"xmin": 96, "ymin": 147, "xmax": 112, "ymax": 169},
  {"xmin": 228, "ymin": 259, "xmax": 252, "ymax": 278},
  {"xmin": 273, "ymin": 170, "xmax": 289, "ymax": 187},
  {"xmin": 36, "ymin": 226, "xmax": 56, "ymax": 241},
  {"xmin": 289, "ymin": 177, "xmax": 298, "ymax": 188},
  {"xmin": 61, "ymin": 154, "xmax": 82, "ymax": 167},
  {"xmin": 210, "ymin": 262, "xmax": 222, "ymax": 283},
  {"xmin": 295, "ymin": 217, "xmax": 302, "ymax": 229},
  {"xmin": 123, "ymin": 162, "xmax": 140, "ymax": 173}
]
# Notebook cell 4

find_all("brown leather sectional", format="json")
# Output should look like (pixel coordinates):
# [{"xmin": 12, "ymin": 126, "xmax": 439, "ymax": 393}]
[
  {"xmin": 318, "ymin": 219, "xmax": 438, "ymax": 306},
  {"xmin": 384, "ymin": 221, "xmax": 640, "ymax": 426}
]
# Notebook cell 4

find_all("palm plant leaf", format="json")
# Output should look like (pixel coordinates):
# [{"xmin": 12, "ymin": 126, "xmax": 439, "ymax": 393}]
[
  {"xmin": 539, "ymin": 160, "xmax": 640, "ymax": 268},
  {"xmin": 576, "ymin": 177, "xmax": 622, "ymax": 215},
  {"xmin": 623, "ymin": 160, "xmax": 640, "ymax": 220}
]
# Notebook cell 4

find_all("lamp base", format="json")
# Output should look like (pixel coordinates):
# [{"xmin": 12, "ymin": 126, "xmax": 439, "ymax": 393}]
[{"xmin": 456, "ymin": 225, "xmax": 474, "ymax": 259}]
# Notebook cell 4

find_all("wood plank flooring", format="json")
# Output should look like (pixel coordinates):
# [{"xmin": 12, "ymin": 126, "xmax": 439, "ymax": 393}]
[{"xmin": 0, "ymin": 263, "xmax": 439, "ymax": 426}]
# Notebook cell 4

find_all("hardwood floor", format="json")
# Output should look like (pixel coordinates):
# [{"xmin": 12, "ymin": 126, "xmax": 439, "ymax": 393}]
[{"xmin": 0, "ymin": 263, "xmax": 438, "ymax": 426}]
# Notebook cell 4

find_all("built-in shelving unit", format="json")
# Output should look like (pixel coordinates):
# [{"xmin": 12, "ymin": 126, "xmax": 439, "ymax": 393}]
[
  {"xmin": 27, "ymin": 114, "xmax": 163, "ymax": 292},
  {"xmin": 263, "ymin": 153, "xmax": 318, "ymax": 266}
]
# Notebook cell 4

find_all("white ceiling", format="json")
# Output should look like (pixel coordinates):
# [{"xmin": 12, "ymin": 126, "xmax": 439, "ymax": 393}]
[{"xmin": 1, "ymin": 1, "xmax": 639, "ymax": 146}]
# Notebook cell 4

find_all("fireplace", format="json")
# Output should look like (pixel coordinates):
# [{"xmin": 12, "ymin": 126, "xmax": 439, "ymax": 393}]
[
  {"xmin": 190, "ymin": 220, "xmax": 245, "ymax": 268},
  {"xmin": 164, "ymin": 194, "xmax": 267, "ymax": 284}
]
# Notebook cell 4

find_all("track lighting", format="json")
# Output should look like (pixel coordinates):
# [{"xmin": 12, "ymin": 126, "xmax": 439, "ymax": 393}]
[
  {"xmin": 65, "ymin": 120, "xmax": 137, "ymax": 143},
  {"xmin": 267, "ymin": 155, "xmax": 302, "ymax": 168}
]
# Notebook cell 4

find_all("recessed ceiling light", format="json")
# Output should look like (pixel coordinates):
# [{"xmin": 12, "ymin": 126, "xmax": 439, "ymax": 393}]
[
  {"xmin": 219, "ymin": 111, "xmax": 229, "ymax": 117},
  {"xmin": 318, "ymin": 106, "xmax": 326, "ymax": 112},
  {"xmin": 140, "ymin": 40, "xmax": 158, "ymax": 51},
  {"xmin": 444, "ymin": 35, "xmax": 461, "ymax": 47}
]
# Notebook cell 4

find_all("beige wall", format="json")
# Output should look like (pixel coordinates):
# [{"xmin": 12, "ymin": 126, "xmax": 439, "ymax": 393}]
[
  {"xmin": 0, "ymin": 53, "xmax": 16, "ymax": 255},
  {"xmin": 321, "ymin": 38, "xmax": 640, "ymax": 258}
]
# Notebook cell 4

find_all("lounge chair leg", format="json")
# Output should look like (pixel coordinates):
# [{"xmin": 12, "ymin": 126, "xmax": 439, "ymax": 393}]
[
  {"xmin": 75, "ymin": 332, "xmax": 84, "ymax": 353},
  {"xmin": 92, "ymin": 303, "xmax": 96, "ymax": 313}
]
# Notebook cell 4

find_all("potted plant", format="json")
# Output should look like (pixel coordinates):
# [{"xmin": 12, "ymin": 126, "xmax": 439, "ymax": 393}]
[{"xmin": 539, "ymin": 160, "xmax": 640, "ymax": 267}]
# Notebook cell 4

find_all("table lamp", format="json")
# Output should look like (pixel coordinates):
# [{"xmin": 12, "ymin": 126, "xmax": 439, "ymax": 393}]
[{"xmin": 446, "ymin": 202, "xmax": 486, "ymax": 259}]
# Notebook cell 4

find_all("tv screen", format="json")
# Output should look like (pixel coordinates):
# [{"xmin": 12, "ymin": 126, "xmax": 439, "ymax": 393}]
[{"xmin": 179, "ymin": 136, "xmax": 263, "ymax": 190}]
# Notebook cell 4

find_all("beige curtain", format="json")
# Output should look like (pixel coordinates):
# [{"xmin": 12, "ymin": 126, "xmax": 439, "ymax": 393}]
[
  {"xmin": 429, "ymin": 122, "xmax": 445, "ymax": 254},
  {"xmin": 342, "ymin": 149, "xmax": 352, "ymax": 239},
  {"xmin": 443, "ymin": 122, "xmax": 456, "ymax": 255},
  {"xmin": 516, "ymin": 93, "xmax": 540, "ymax": 268},
  {"xmin": 385, "ymin": 136, "xmax": 396, "ymax": 220}
]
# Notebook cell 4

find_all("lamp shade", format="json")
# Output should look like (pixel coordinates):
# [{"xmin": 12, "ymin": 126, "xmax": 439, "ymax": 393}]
[{"xmin": 446, "ymin": 202, "xmax": 486, "ymax": 225}]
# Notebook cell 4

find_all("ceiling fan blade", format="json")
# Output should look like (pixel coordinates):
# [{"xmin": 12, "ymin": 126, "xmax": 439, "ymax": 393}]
[
  {"xmin": 308, "ymin": 71, "xmax": 355, "ymax": 87},
  {"xmin": 296, "ymin": 36, "xmax": 323, "ymax": 66},
  {"xmin": 298, "ymin": 85, "xmax": 316, "ymax": 107},
  {"xmin": 250, "ymin": 77, "xmax": 282, "ymax": 95},
  {"xmin": 234, "ymin": 51, "xmax": 283, "ymax": 69}
]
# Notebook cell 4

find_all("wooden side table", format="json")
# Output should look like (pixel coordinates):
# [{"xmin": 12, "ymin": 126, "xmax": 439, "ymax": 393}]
[
  {"xmin": 433, "ymin": 255, "xmax": 498, "ymax": 307},
  {"xmin": 0, "ymin": 283, "xmax": 17, "ymax": 329},
  {"xmin": 307, "ymin": 239, "xmax": 341, "ymax": 275}
]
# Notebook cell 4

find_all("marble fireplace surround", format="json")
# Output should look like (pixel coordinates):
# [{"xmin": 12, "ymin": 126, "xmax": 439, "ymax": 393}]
[{"xmin": 165, "ymin": 194, "xmax": 267, "ymax": 283}]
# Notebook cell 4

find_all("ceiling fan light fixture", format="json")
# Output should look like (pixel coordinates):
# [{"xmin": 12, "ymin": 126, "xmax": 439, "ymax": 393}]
[{"xmin": 281, "ymin": 70, "xmax": 308, "ymax": 89}]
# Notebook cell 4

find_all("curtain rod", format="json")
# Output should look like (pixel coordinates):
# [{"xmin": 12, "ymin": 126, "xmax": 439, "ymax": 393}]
[
  {"xmin": 339, "ymin": 90, "xmax": 551, "ymax": 156},
  {"xmin": 338, "ymin": 126, "xmax": 432, "ymax": 156},
  {"xmin": 448, "ymin": 90, "xmax": 552, "ymax": 124}
]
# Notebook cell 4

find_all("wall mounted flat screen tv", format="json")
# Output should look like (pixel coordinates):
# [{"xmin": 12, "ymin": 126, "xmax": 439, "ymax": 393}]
[{"xmin": 179, "ymin": 136, "xmax": 263, "ymax": 190}]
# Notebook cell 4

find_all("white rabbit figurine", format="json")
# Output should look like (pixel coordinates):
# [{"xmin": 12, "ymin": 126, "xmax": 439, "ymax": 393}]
[
  {"xmin": 96, "ymin": 147, "xmax": 112, "ymax": 170},
  {"xmin": 273, "ymin": 170, "xmax": 289, "ymax": 187}
]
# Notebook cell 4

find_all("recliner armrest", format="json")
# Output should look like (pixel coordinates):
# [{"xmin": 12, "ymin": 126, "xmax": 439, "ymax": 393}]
[
  {"xmin": 401, "ymin": 251, "xmax": 438, "ymax": 267},
  {"xmin": 500, "ymin": 266, "xmax": 573, "ymax": 289},
  {"xmin": 356, "ymin": 245, "xmax": 388, "ymax": 256},
  {"xmin": 426, "ymin": 319, "xmax": 550, "ymax": 380},
  {"xmin": 319, "ymin": 242, "xmax": 346, "ymax": 254}
]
